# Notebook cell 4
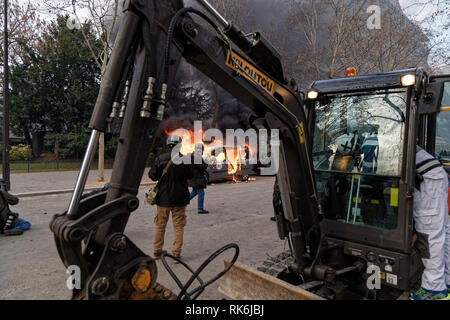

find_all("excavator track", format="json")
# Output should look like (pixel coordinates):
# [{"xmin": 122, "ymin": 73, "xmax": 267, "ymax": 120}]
[{"xmin": 257, "ymin": 251, "xmax": 295, "ymax": 278}]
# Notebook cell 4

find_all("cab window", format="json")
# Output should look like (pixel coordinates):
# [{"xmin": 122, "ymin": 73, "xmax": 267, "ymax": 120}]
[
  {"xmin": 312, "ymin": 89, "xmax": 408, "ymax": 230},
  {"xmin": 436, "ymin": 82, "xmax": 450, "ymax": 164}
]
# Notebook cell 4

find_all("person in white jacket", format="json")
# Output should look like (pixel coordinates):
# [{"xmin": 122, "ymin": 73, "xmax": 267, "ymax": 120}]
[{"xmin": 410, "ymin": 146, "xmax": 450, "ymax": 300}]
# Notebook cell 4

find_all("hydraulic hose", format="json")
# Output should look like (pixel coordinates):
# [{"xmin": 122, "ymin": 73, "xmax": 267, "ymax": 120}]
[{"xmin": 160, "ymin": 243, "xmax": 239, "ymax": 300}]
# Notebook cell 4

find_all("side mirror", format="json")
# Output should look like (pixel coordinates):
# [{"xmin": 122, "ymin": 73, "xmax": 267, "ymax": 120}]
[{"xmin": 418, "ymin": 82, "xmax": 444, "ymax": 114}]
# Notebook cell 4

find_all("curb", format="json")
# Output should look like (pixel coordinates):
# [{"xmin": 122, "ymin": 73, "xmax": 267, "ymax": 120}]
[{"xmin": 16, "ymin": 182, "xmax": 156, "ymax": 198}]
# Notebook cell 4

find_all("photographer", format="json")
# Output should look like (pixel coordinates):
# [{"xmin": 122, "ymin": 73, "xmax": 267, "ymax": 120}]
[{"xmin": 149, "ymin": 135, "xmax": 193, "ymax": 261}]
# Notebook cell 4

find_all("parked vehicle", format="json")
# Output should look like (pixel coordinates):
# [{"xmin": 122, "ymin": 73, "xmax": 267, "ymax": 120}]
[
  {"xmin": 205, "ymin": 161, "xmax": 255, "ymax": 183},
  {"xmin": 205, "ymin": 145, "xmax": 255, "ymax": 183}
]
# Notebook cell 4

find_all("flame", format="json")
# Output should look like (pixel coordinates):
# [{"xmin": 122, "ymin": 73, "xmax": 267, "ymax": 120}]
[
  {"xmin": 165, "ymin": 126, "xmax": 252, "ymax": 180},
  {"xmin": 226, "ymin": 145, "xmax": 247, "ymax": 176},
  {"xmin": 164, "ymin": 127, "xmax": 203, "ymax": 155},
  {"xmin": 216, "ymin": 152, "xmax": 226, "ymax": 163}
]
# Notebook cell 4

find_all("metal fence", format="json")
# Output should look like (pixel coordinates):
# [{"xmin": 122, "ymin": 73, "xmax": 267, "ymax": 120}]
[{"xmin": 3, "ymin": 159, "xmax": 115, "ymax": 173}]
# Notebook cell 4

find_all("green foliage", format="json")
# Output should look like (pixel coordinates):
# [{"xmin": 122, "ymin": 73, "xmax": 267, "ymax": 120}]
[
  {"xmin": 10, "ymin": 15, "xmax": 102, "ymax": 149},
  {"xmin": 10, "ymin": 144, "xmax": 32, "ymax": 161},
  {"xmin": 44, "ymin": 132, "xmax": 90, "ymax": 159}
]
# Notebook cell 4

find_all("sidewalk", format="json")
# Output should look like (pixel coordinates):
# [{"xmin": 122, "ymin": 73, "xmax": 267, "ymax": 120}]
[{"xmin": 9, "ymin": 168, "xmax": 154, "ymax": 197}]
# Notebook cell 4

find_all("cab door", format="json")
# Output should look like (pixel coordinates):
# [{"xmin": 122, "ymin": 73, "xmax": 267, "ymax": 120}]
[{"xmin": 425, "ymin": 76, "xmax": 450, "ymax": 212}]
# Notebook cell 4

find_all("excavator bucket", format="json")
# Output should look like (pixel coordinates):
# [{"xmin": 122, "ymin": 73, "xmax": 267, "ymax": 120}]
[{"xmin": 218, "ymin": 261, "xmax": 324, "ymax": 300}]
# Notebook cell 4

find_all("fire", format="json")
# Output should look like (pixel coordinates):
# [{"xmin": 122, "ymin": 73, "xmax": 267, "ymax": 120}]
[
  {"xmin": 164, "ymin": 127, "xmax": 204, "ymax": 155},
  {"xmin": 226, "ymin": 145, "xmax": 247, "ymax": 176},
  {"xmin": 216, "ymin": 152, "xmax": 226, "ymax": 163},
  {"xmin": 164, "ymin": 126, "xmax": 253, "ymax": 180}
]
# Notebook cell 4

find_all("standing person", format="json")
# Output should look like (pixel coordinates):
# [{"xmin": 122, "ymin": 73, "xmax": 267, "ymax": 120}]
[
  {"xmin": 189, "ymin": 144, "xmax": 209, "ymax": 214},
  {"xmin": 149, "ymin": 135, "xmax": 193, "ymax": 261},
  {"xmin": 410, "ymin": 146, "xmax": 450, "ymax": 300},
  {"xmin": 361, "ymin": 128, "xmax": 379, "ymax": 174}
]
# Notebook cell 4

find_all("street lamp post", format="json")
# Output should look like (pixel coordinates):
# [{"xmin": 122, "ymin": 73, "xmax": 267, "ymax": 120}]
[{"xmin": 3, "ymin": 0, "xmax": 11, "ymax": 189}]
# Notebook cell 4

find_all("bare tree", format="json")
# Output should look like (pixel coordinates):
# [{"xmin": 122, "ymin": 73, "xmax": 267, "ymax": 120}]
[
  {"xmin": 191, "ymin": 0, "xmax": 255, "ymax": 128},
  {"xmin": 44, "ymin": 0, "xmax": 122, "ymax": 181},
  {"xmin": 192, "ymin": 0, "xmax": 253, "ymax": 28},
  {"xmin": 42, "ymin": 0, "xmax": 121, "ymax": 76},
  {"xmin": 286, "ymin": 0, "xmax": 432, "ymax": 86},
  {"xmin": 326, "ymin": 0, "xmax": 371, "ymax": 78},
  {"xmin": 72, "ymin": 0, "xmax": 121, "ymax": 181},
  {"xmin": 288, "ymin": 0, "xmax": 372, "ymax": 80},
  {"xmin": 400, "ymin": 0, "xmax": 450, "ymax": 72},
  {"xmin": 348, "ymin": 4, "xmax": 430, "ymax": 73},
  {"xmin": 0, "ymin": 1, "xmax": 44, "ymax": 79}
]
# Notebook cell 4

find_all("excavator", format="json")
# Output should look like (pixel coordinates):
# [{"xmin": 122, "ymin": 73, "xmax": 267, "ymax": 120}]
[
  {"xmin": 49, "ymin": 0, "xmax": 450, "ymax": 300},
  {"xmin": 251, "ymin": 71, "xmax": 450, "ymax": 300}
]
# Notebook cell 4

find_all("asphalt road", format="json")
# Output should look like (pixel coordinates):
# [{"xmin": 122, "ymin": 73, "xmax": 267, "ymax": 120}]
[
  {"xmin": 0, "ymin": 176, "xmax": 284, "ymax": 300},
  {"xmin": 9, "ymin": 168, "xmax": 153, "ymax": 195}
]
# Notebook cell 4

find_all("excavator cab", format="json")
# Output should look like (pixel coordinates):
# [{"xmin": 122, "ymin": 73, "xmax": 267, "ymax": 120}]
[{"xmin": 303, "ymin": 69, "xmax": 449, "ymax": 298}]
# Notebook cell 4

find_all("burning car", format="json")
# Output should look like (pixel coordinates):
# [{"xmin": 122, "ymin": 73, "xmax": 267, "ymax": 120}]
[
  {"xmin": 163, "ymin": 126, "xmax": 257, "ymax": 183},
  {"xmin": 204, "ymin": 145, "xmax": 256, "ymax": 183}
]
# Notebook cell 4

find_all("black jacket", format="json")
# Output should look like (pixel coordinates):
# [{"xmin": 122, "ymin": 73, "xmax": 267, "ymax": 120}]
[
  {"xmin": 188, "ymin": 163, "xmax": 208, "ymax": 189},
  {"xmin": 149, "ymin": 152, "xmax": 194, "ymax": 207}
]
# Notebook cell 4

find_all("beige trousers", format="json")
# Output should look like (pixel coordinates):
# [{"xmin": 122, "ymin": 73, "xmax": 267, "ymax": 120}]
[{"xmin": 153, "ymin": 206, "xmax": 187, "ymax": 256}]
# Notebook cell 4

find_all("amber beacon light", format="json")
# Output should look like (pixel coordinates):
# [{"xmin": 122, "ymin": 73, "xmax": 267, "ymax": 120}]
[{"xmin": 345, "ymin": 67, "xmax": 357, "ymax": 77}]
